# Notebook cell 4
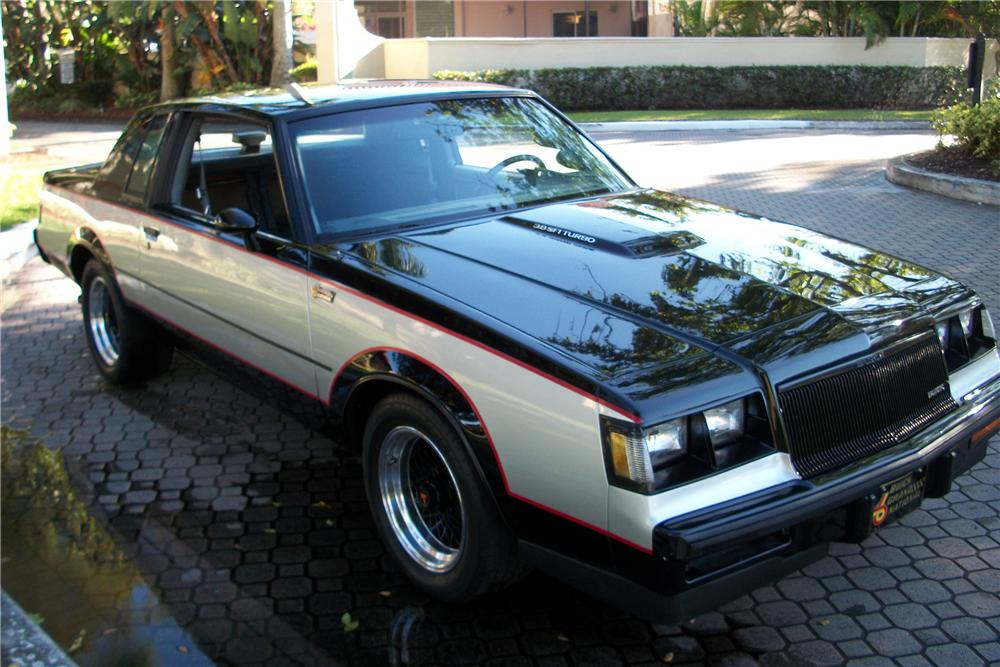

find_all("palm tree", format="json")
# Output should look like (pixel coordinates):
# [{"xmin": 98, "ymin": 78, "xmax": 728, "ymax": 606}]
[
  {"xmin": 271, "ymin": 0, "xmax": 293, "ymax": 86},
  {"xmin": 159, "ymin": 4, "xmax": 180, "ymax": 101}
]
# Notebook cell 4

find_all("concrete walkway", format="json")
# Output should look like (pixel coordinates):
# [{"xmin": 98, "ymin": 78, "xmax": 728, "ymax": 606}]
[{"xmin": 8, "ymin": 120, "xmax": 125, "ymax": 167}]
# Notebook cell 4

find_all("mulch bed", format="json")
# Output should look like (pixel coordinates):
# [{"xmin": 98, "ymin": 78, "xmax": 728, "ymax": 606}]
[{"xmin": 906, "ymin": 146, "xmax": 999, "ymax": 183}]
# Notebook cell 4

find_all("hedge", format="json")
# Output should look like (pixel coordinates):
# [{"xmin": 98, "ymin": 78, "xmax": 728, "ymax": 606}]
[{"xmin": 433, "ymin": 66, "xmax": 966, "ymax": 111}]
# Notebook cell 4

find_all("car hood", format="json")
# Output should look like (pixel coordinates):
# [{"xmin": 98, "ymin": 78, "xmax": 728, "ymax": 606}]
[{"xmin": 343, "ymin": 190, "xmax": 970, "ymax": 417}]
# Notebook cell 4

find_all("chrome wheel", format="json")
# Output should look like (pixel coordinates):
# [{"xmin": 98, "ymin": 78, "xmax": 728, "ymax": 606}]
[
  {"xmin": 378, "ymin": 426, "xmax": 465, "ymax": 573},
  {"xmin": 87, "ymin": 277, "xmax": 120, "ymax": 366}
]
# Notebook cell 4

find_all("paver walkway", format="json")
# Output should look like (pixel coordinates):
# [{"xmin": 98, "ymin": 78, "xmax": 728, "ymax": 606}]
[{"xmin": 2, "ymin": 129, "xmax": 998, "ymax": 666}]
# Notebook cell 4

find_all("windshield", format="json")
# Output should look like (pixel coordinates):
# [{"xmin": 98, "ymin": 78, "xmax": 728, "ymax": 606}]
[{"xmin": 289, "ymin": 96, "xmax": 633, "ymax": 238}]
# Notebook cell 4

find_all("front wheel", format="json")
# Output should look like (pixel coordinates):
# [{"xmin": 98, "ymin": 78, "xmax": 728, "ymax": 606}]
[
  {"xmin": 362, "ymin": 393, "xmax": 521, "ymax": 602},
  {"xmin": 81, "ymin": 259, "xmax": 173, "ymax": 384}
]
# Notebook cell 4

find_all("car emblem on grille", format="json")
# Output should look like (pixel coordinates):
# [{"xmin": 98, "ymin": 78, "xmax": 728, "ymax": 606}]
[{"xmin": 927, "ymin": 384, "xmax": 946, "ymax": 399}]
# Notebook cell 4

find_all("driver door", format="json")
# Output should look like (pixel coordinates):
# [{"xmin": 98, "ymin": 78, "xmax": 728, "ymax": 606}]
[{"xmin": 138, "ymin": 112, "xmax": 318, "ymax": 398}]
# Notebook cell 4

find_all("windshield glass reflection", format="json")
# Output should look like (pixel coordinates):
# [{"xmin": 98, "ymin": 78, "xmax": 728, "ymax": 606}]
[{"xmin": 290, "ymin": 97, "xmax": 631, "ymax": 238}]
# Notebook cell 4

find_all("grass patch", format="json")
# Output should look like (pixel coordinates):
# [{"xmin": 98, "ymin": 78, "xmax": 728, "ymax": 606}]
[
  {"xmin": 567, "ymin": 109, "xmax": 934, "ymax": 123},
  {"xmin": 0, "ymin": 165, "xmax": 46, "ymax": 231}
]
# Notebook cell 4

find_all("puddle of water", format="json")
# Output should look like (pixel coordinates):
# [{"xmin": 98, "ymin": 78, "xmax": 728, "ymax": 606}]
[{"xmin": 1, "ymin": 425, "xmax": 213, "ymax": 666}]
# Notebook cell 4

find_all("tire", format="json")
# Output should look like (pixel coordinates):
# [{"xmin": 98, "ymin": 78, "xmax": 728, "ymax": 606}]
[
  {"xmin": 362, "ymin": 392, "xmax": 521, "ymax": 602},
  {"xmin": 80, "ymin": 259, "xmax": 173, "ymax": 384}
]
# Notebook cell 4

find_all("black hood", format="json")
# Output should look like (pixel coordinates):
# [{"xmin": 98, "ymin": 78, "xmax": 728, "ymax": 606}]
[{"xmin": 341, "ymin": 191, "xmax": 972, "ymax": 419}]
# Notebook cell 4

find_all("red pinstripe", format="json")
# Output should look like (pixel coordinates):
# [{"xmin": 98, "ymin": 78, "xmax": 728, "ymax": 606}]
[{"xmin": 46, "ymin": 185, "xmax": 654, "ymax": 554}]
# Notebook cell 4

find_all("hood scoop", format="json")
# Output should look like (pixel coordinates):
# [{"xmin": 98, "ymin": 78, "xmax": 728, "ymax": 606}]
[{"xmin": 503, "ymin": 209, "xmax": 703, "ymax": 258}]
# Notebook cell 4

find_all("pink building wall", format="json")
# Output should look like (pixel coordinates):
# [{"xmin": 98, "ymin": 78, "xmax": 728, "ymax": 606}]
[{"xmin": 454, "ymin": 1, "xmax": 635, "ymax": 38}]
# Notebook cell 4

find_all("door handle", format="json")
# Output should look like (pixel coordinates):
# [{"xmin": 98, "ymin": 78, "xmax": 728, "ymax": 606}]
[
  {"xmin": 143, "ymin": 226, "xmax": 161, "ymax": 241},
  {"xmin": 311, "ymin": 284, "xmax": 336, "ymax": 303}
]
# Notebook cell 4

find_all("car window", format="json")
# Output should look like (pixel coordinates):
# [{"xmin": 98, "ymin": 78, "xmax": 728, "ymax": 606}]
[
  {"xmin": 167, "ymin": 116, "xmax": 290, "ymax": 238},
  {"xmin": 289, "ymin": 97, "xmax": 632, "ymax": 239},
  {"xmin": 123, "ymin": 114, "xmax": 169, "ymax": 201},
  {"xmin": 93, "ymin": 116, "xmax": 147, "ymax": 200}
]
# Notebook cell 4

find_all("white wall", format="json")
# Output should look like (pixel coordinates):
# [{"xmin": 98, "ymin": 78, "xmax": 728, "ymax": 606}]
[
  {"xmin": 383, "ymin": 36, "xmax": 983, "ymax": 80},
  {"xmin": 316, "ymin": 0, "xmax": 386, "ymax": 82}
]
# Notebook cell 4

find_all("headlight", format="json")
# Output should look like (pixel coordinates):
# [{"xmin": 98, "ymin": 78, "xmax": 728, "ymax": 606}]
[
  {"xmin": 981, "ymin": 307, "xmax": 996, "ymax": 339},
  {"xmin": 935, "ymin": 305, "xmax": 997, "ymax": 372},
  {"xmin": 606, "ymin": 418, "xmax": 686, "ymax": 491},
  {"xmin": 935, "ymin": 320, "xmax": 950, "ymax": 349},
  {"xmin": 645, "ymin": 419, "xmax": 687, "ymax": 462},
  {"xmin": 704, "ymin": 399, "xmax": 745, "ymax": 446},
  {"xmin": 959, "ymin": 310, "xmax": 974, "ymax": 337},
  {"xmin": 602, "ymin": 394, "xmax": 772, "ymax": 494}
]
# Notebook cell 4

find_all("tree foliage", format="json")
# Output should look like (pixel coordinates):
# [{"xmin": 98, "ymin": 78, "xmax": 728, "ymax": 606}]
[
  {"xmin": 2, "ymin": 0, "xmax": 284, "ymax": 113},
  {"xmin": 673, "ymin": 1, "xmax": 999, "ymax": 48}
]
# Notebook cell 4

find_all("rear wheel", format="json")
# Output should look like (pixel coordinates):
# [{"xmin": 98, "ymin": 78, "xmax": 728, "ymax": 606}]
[
  {"xmin": 81, "ymin": 259, "xmax": 173, "ymax": 384},
  {"xmin": 362, "ymin": 392, "xmax": 521, "ymax": 602}
]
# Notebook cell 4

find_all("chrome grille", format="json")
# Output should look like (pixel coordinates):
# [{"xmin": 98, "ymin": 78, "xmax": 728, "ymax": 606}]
[{"xmin": 779, "ymin": 338, "xmax": 956, "ymax": 478}]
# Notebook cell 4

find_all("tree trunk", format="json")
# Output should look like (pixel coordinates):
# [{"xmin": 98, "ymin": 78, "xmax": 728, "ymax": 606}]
[
  {"xmin": 160, "ymin": 8, "xmax": 180, "ymax": 101},
  {"xmin": 270, "ymin": 0, "xmax": 293, "ymax": 86},
  {"xmin": 34, "ymin": 0, "xmax": 49, "ymax": 82},
  {"xmin": 196, "ymin": 3, "xmax": 239, "ymax": 82}
]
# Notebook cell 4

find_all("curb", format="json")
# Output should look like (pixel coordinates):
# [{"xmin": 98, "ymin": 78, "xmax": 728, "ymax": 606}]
[
  {"xmin": 579, "ymin": 119, "xmax": 931, "ymax": 132},
  {"xmin": 1, "ymin": 591, "xmax": 78, "ymax": 667},
  {"xmin": 885, "ymin": 156, "xmax": 1000, "ymax": 207},
  {"xmin": 1, "ymin": 220, "xmax": 39, "ymax": 281}
]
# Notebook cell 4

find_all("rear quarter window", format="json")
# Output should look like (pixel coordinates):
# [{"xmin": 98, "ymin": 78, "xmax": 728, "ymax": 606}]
[
  {"xmin": 93, "ymin": 113, "xmax": 168, "ymax": 203},
  {"xmin": 93, "ymin": 116, "xmax": 147, "ymax": 201},
  {"xmin": 123, "ymin": 115, "xmax": 169, "ymax": 201}
]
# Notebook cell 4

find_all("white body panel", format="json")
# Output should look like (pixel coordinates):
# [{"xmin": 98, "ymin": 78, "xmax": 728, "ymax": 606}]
[
  {"xmin": 138, "ymin": 217, "xmax": 317, "ymax": 399},
  {"xmin": 39, "ymin": 188, "xmax": 144, "ymax": 296},
  {"xmin": 609, "ymin": 452, "xmax": 801, "ymax": 549},
  {"xmin": 950, "ymin": 348, "xmax": 1000, "ymax": 403},
  {"xmin": 307, "ymin": 275, "xmax": 639, "ymax": 543}
]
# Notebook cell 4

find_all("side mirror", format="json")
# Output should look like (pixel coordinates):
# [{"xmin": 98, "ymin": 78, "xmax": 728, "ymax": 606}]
[{"xmin": 213, "ymin": 207, "xmax": 258, "ymax": 233}]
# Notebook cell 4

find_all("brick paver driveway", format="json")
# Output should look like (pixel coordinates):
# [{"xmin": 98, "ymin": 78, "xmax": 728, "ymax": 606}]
[{"xmin": 3, "ymin": 129, "xmax": 999, "ymax": 667}]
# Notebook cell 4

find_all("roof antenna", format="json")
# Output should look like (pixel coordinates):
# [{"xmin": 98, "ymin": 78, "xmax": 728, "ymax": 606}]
[{"xmin": 287, "ymin": 83, "xmax": 314, "ymax": 106}]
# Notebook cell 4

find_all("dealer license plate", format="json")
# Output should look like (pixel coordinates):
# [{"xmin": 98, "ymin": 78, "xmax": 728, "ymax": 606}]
[{"xmin": 871, "ymin": 470, "xmax": 925, "ymax": 529}]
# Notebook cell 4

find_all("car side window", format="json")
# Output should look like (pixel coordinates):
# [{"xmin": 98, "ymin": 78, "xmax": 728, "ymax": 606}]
[
  {"xmin": 93, "ymin": 116, "xmax": 147, "ymax": 201},
  {"xmin": 123, "ymin": 114, "xmax": 169, "ymax": 202},
  {"xmin": 167, "ymin": 115, "xmax": 292, "ymax": 239}
]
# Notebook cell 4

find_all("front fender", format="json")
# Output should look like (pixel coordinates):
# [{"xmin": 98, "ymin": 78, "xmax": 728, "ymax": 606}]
[{"xmin": 330, "ymin": 348, "xmax": 507, "ymax": 505}]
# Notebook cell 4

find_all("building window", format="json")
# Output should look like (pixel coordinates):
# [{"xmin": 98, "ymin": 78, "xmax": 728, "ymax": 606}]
[
  {"xmin": 553, "ymin": 11, "xmax": 598, "ymax": 37},
  {"xmin": 357, "ymin": 1, "xmax": 407, "ymax": 38}
]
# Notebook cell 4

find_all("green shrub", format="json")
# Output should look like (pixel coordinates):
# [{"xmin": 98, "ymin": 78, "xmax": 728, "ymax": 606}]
[
  {"xmin": 57, "ymin": 98, "xmax": 86, "ymax": 115},
  {"xmin": 290, "ymin": 60, "xmax": 318, "ymax": 83},
  {"xmin": 434, "ymin": 65, "xmax": 965, "ymax": 111},
  {"xmin": 7, "ymin": 77, "xmax": 117, "ymax": 116},
  {"xmin": 932, "ymin": 94, "xmax": 1000, "ymax": 176}
]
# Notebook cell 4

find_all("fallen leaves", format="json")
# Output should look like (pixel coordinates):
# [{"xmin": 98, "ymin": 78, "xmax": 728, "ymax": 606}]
[
  {"xmin": 341, "ymin": 612, "xmax": 360, "ymax": 633},
  {"xmin": 68, "ymin": 629, "xmax": 86, "ymax": 653}
]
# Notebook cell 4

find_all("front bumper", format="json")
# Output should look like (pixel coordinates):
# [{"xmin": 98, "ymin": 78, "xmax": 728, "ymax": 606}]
[
  {"xmin": 655, "ymin": 374, "xmax": 1000, "ymax": 560},
  {"xmin": 524, "ymin": 374, "xmax": 1000, "ymax": 623}
]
